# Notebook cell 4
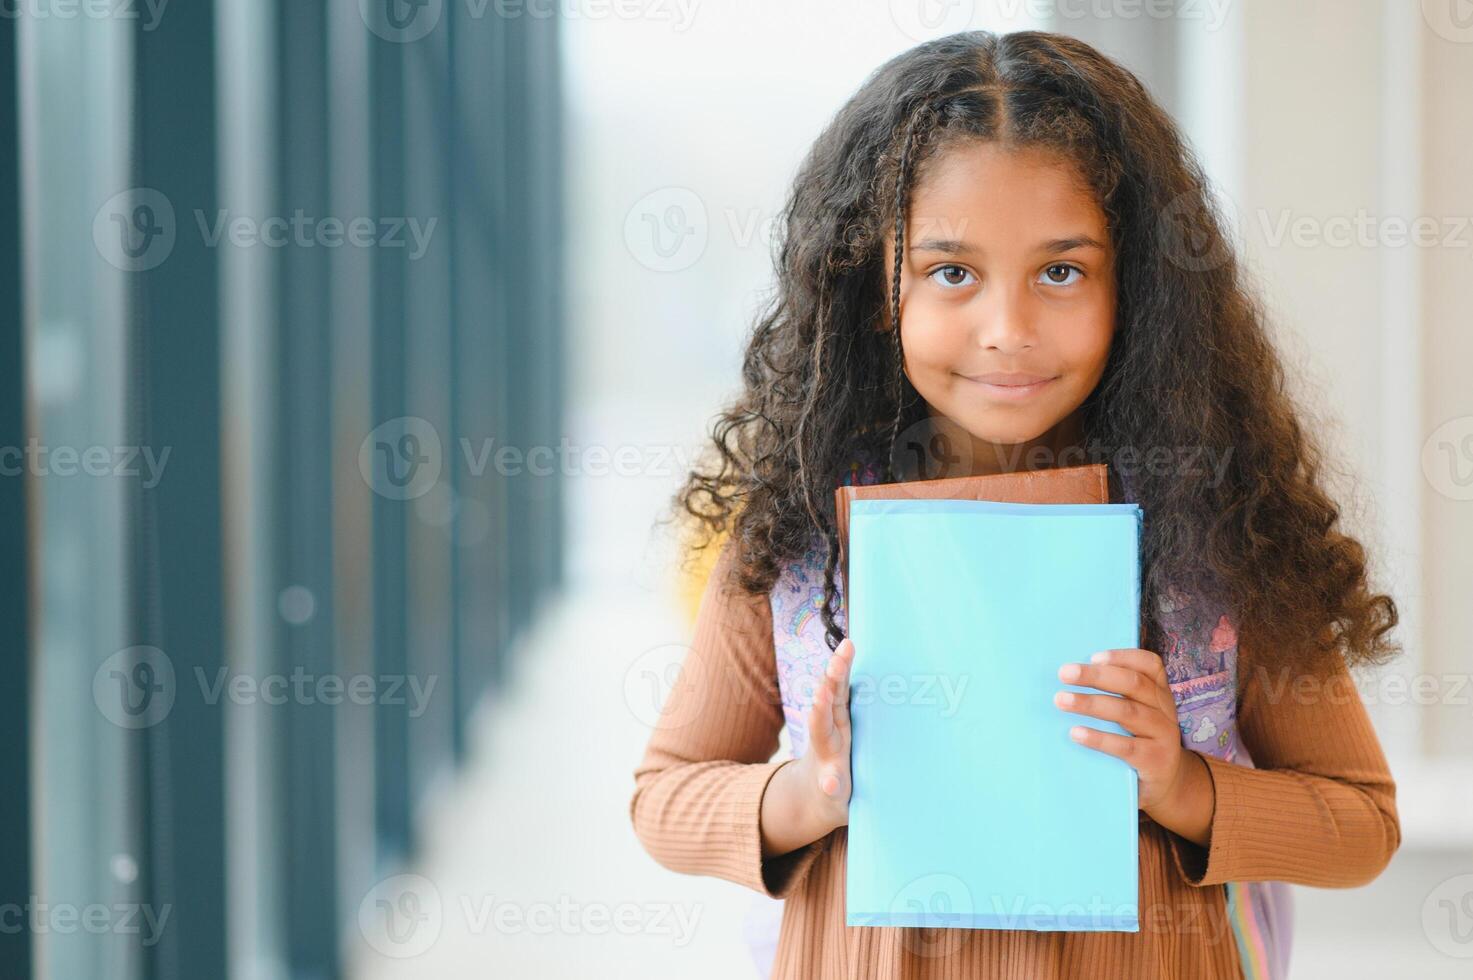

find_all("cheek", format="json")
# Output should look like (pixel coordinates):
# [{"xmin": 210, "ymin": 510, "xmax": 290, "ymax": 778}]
[
  {"xmin": 1082, "ymin": 327, "xmax": 1116, "ymax": 381},
  {"xmin": 899, "ymin": 310, "xmax": 966, "ymax": 374},
  {"xmin": 1050, "ymin": 313, "xmax": 1115, "ymax": 380}
]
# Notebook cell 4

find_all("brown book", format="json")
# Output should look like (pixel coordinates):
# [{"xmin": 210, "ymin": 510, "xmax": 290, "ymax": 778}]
[{"xmin": 834, "ymin": 463, "xmax": 1111, "ymax": 576}]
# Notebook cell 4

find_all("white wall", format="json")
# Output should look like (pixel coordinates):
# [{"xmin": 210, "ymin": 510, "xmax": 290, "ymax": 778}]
[{"xmin": 1170, "ymin": 0, "xmax": 1473, "ymax": 846}]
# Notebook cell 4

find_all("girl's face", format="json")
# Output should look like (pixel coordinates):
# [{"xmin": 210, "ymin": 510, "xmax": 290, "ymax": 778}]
[{"xmin": 883, "ymin": 141, "xmax": 1117, "ymax": 472}]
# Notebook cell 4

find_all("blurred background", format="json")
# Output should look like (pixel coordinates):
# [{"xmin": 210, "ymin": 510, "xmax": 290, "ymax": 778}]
[{"xmin": 2, "ymin": 1, "xmax": 1471, "ymax": 978}]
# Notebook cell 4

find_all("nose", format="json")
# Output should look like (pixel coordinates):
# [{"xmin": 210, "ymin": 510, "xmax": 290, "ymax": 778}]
[{"xmin": 973, "ymin": 280, "xmax": 1037, "ymax": 354}]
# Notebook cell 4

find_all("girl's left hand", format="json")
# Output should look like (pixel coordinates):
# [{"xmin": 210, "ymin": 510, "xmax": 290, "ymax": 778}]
[{"xmin": 1054, "ymin": 647, "xmax": 1190, "ymax": 815}]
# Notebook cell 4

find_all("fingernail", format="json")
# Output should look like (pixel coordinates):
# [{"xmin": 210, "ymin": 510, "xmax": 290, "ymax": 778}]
[
  {"xmin": 1091, "ymin": 651, "xmax": 1106, "ymax": 663},
  {"xmin": 1058, "ymin": 664, "xmax": 1080, "ymax": 681}
]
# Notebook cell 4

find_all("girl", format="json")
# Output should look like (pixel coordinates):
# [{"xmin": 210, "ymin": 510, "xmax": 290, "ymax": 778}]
[{"xmin": 631, "ymin": 30, "xmax": 1400, "ymax": 980}]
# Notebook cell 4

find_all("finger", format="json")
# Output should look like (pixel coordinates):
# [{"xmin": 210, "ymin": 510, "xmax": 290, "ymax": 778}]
[
  {"xmin": 828, "ymin": 640, "xmax": 853, "ymax": 732},
  {"xmin": 808, "ymin": 676, "xmax": 835, "ymax": 754},
  {"xmin": 819, "ymin": 764, "xmax": 840, "ymax": 797},
  {"xmin": 830, "ymin": 638, "xmax": 853, "ymax": 707},
  {"xmin": 1086, "ymin": 648, "xmax": 1175, "ymax": 715},
  {"xmin": 1058, "ymin": 659, "xmax": 1167, "ymax": 708},
  {"xmin": 1091, "ymin": 648, "xmax": 1169, "ymax": 687},
  {"xmin": 1054, "ymin": 689, "xmax": 1174, "ymax": 740},
  {"xmin": 823, "ymin": 669, "xmax": 843, "ymax": 735},
  {"xmin": 1066, "ymin": 724, "xmax": 1158, "ymax": 769}
]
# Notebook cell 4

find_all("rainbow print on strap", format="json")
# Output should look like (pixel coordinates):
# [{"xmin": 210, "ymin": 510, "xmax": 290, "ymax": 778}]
[{"xmin": 1159, "ymin": 590, "xmax": 1294, "ymax": 980}]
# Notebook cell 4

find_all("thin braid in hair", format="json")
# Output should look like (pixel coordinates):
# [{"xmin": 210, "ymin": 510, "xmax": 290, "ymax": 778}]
[
  {"xmin": 884, "ymin": 101, "xmax": 936, "ymax": 483},
  {"xmin": 800, "ymin": 280, "xmax": 849, "ymax": 652},
  {"xmin": 814, "ymin": 99, "xmax": 940, "ymax": 651}
]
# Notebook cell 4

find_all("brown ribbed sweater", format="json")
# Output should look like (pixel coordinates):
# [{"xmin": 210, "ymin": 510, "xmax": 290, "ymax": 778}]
[{"xmin": 629, "ymin": 543, "xmax": 1401, "ymax": 978}]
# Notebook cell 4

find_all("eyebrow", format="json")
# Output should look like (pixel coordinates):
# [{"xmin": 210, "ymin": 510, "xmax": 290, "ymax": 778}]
[{"xmin": 908, "ymin": 235, "xmax": 1108, "ymax": 256}]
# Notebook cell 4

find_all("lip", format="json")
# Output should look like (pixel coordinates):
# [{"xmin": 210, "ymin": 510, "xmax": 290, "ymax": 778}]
[{"xmin": 959, "ymin": 371, "xmax": 1059, "ymax": 400}]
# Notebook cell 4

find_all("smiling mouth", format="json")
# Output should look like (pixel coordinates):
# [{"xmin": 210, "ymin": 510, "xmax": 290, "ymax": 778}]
[{"xmin": 958, "ymin": 372, "xmax": 1059, "ymax": 400}]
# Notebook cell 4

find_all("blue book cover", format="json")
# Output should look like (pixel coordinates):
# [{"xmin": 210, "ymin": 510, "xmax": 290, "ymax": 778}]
[{"xmin": 845, "ymin": 498, "xmax": 1143, "ymax": 931}]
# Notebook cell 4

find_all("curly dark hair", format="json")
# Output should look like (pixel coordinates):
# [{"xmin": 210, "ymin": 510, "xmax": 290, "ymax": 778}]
[{"xmin": 664, "ymin": 30, "xmax": 1398, "ymax": 676}]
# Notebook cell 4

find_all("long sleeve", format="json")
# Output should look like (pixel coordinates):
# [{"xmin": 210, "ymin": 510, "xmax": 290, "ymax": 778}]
[
  {"xmin": 1167, "ymin": 644, "xmax": 1401, "ymax": 888},
  {"xmin": 628, "ymin": 539, "xmax": 832, "ymax": 898}
]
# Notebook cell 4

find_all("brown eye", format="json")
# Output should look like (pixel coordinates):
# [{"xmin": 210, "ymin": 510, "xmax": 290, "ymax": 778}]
[
  {"xmin": 1041, "ymin": 263, "xmax": 1082, "ymax": 286},
  {"xmin": 928, "ymin": 265, "xmax": 975, "ymax": 289}
]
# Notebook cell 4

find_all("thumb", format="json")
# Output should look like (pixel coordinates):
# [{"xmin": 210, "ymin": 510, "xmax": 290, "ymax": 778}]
[{"xmin": 818, "ymin": 763, "xmax": 841, "ymax": 797}]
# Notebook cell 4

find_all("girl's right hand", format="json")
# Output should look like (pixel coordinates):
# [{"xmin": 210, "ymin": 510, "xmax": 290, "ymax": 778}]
[{"xmin": 800, "ymin": 636, "xmax": 855, "ymax": 830}]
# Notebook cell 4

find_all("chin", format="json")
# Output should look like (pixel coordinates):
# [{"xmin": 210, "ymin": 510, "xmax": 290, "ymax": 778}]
[{"xmin": 956, "ymin": 416, "xmax": 1055, "ymax": 448}]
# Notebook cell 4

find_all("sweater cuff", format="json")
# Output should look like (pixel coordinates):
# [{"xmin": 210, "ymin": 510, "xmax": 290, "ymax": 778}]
[
  {"xmin": 1166, "ymin": 751, "xmax": 1242, "ymax": 887},
  {"xmin": 739, "ymin": 759, "xmax": 833, "ymax": 899}
]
